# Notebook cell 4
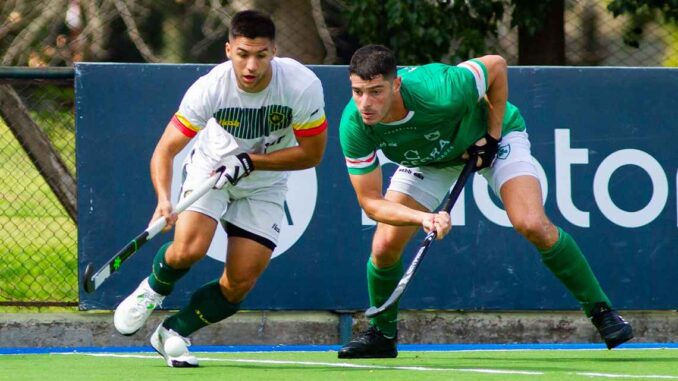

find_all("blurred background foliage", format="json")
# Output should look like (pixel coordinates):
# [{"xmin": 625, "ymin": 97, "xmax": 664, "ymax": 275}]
[{"xmin": 0, "ymin": 0, "xmax": 676, "ymax": 67}]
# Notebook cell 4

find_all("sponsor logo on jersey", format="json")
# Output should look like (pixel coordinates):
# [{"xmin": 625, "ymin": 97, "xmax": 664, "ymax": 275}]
[
  {"xmin": 220, "ymin": 120, "xmax": 240, "ymax": 128},
  {"xmin": 424, "ymin": 131, "xmax": 441, "ymax": 141},
  {"xmin": 404, "ymin": 150, "xmax": 421, "ymax": 160}
]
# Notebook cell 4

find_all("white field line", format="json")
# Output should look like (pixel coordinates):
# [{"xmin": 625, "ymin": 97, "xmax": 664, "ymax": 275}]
[
  {"xmin": 58, "ymin": 353, "xmax": 542, "ymax": 376},
  {"xmin": 574, "ymin": 373, "xmax": 678, "ymax": 379}
]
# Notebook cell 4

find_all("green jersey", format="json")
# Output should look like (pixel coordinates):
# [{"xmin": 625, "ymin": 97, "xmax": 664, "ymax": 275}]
[{"xmin": 340, "ymin": 60, "xmax": 526, "ymax": 175}]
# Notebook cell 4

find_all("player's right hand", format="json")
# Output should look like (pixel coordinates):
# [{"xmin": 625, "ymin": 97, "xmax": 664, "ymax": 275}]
[
  {"xmin": 151, "ymin": 199, "xmax": 176, "ymax": 232},
  {"xmin": 422, "ymin": 211, "xmax": 451, "ymax": 239}
]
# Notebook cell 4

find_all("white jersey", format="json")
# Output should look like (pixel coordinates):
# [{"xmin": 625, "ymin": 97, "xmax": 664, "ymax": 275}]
[{"xmin": 171, "ymin": 57, "xmax": 327, "ymax": 189}]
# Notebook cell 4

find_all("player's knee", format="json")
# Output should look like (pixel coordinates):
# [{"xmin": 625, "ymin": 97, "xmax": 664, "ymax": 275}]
[
  {"xmin": 511, "ymin": 213, "xmax": 552, "ymax": 244},
  {"xmin": 220, "ymin": 276, "xmax": 257, "ymax": 303},
  {"xmin": 372, "ymin": 237, "xmax": 404, "ymax": 258},
  {"xmin": 371, "ymin": 238, "xmax": 404, "ymax": 267},
  {"xmin": 165, "ymin": 242, "xmax": 204, "ymax": 268}
]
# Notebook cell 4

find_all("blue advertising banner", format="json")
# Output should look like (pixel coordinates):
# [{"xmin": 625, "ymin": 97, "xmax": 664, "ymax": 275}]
[{"xmin": 77, "ymin": 64, "xmax": 677, "ymax": 311}]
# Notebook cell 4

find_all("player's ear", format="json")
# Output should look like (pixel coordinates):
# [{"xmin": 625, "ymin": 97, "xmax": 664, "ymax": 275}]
[
  {"xmin": 225, "ymin": 42, "xmax": 232, "ymax": 59},
  {"xmin": 392, "ymin": 76, "xmax": 402, "ymax": 93}
]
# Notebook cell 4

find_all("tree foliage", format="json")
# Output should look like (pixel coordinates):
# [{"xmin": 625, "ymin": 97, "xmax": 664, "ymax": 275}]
[
  {"xmin": 608, "ymin": 0, "xmax": 678, "ymax": 22},
  {"xmin": 608, "ymin": 0, "xmax": 678, "ymax": 47},
  {"xmin": 343, "ymin": 0, "xmax": 506, "ymax": 64}
]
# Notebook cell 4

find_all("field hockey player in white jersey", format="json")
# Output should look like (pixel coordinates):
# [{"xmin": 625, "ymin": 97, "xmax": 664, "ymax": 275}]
[{"xmin": 113, "ymin": 10, "xmax": 328, "ymax": 368}]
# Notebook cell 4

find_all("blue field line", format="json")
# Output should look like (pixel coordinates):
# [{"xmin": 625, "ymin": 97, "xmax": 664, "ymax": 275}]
[{"xmin": 2, "ymin": 342, "xmax": 678, "ymax": 355}]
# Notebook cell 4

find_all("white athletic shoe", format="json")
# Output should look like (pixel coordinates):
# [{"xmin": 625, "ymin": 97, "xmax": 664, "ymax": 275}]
[
  {"xmin": 150, "ymin": 324, "xmax": 198, "ymax": 368},
  {"xmin": 113, "ymin": 278, "xmax": 164, "ymax": 335}
]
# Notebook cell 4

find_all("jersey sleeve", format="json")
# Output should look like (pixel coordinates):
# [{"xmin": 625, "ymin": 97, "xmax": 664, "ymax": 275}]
[
  {"xmin": 339, "ymin": 102, "xmax": 379, "ymax": 175},
  {"xmin": 171, "ymin": 73, "xmax": 219, "ymax": 138},
  {"xmin": 455, "ymin": 59, "xmax": 489, "ymax": 102},
  {"xmin": 291, "ymin": 78, "xmax": 328, "ymax": 137}
]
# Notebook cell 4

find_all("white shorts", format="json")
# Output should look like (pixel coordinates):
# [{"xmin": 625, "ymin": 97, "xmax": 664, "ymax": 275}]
[
  {"xmin": 179, "ymin": 150, "xmax": 287, "ymax": 245},
  {"xmin": 388, "ymin": 130, "xmax": 538, "ymax": 211}
]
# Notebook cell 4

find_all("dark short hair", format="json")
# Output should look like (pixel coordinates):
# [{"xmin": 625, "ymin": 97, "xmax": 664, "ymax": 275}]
[
  {"xmin": 229, "ymin": 10, "xmax": 275, "ymax": 41},
  {"xmin": 349, "ymin": 44, "xmax": 397, "ymax": 81}
]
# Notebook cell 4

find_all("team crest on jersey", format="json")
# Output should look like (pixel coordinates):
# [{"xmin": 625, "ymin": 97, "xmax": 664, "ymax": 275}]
[
  {"xmin": 268, "ymin": 111, "xmax": 287, "ymax": 126},
  {"xmin": 497, "ymin": 144, "xmax": 510, "ymax": 160},
  {"xmin": 424, "ymin": 131, "xmax": 440, "ymax": 141}
]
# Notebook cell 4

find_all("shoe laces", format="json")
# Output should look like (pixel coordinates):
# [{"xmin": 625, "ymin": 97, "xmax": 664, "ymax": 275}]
[
  {"xmin": 591, "ymin": 304, "xmax": 625, "ymax": 328},
  {"xmin": 131, "ymin": 289, "xmax": 163, "ymax": 317},
  {"xmin": 356, "ymin": 326, "xmax": 383, "ymax": 343}
]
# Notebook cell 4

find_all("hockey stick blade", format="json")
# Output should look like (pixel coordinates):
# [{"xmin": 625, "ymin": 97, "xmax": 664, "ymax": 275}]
[
  {"xmin": 365, "ymin": 235, "xmax": 434, "ymax": 318},
  {"xmin": 82, "ymin": 263, "xmax": 95, "ymax": 293},
  {"xmin": 82, "ymin": 169, "xmax": 223, "ymax": 293},
  {"xmin": 364, "ymin": 156, "xmax": 477, "ymax": 318}
]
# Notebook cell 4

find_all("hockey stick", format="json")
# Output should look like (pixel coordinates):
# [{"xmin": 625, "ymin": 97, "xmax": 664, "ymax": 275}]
[
  {"xmin": 82, "ymin": 167, "xmax": 225, "ymax": 293},
  {"xmin": 364, "ymin": 156, "xmax": 476, "ymax": 318}
]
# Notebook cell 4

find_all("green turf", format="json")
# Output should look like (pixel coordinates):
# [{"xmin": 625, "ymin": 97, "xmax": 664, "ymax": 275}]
[{"xmin": 2, "ymin": 349, "xmax": 678, "ymax": 381}]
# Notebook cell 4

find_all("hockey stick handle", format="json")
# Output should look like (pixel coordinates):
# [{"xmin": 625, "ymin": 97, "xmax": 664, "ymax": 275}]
[
  {"xmin": 422, "ymin": 156, "xmax": 477, "ymax": 241},
  {"xmin": 146, "ymin": 168, "xmax": 222, "ymax": 238},
  {"xmin": 442, "ymin": 158, "xmax": 476, "ymax": 215},
  {"xmin": 364, "ymin": 156, "xmax": 477, "ymax": 318}
]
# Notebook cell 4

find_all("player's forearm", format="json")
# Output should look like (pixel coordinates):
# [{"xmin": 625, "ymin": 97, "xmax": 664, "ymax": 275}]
[
  {"xmin": 361, "ymin": 198, "xmax": 428, "ymax": 226},
  {"xmin": 249, "ymin": 131, "xmax": 327, "ymax": 171},
  {"xmin": 248, "ymin": 145, "xmax": 323, "ymax": 170},
  {"xmin": 150, "ymin": 147, "xmax": 174, "ymax": 203}
]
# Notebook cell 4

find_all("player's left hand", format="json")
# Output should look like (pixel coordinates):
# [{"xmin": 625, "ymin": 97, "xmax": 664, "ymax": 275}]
[
  {"xmin": 465, "ymin": 133, "xmax": 501, "ymax": 171},
  {"xmin": 215, "ymin": 152, "xmax": 254, "ymax": 188}
]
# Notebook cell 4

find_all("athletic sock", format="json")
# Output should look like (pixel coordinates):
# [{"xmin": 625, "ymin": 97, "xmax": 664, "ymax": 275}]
[
  {"xmin": 367, "ymin": 257, "xmax": 404, "ymax": 338},
  {"xmin": 163, "ymin": 280, "xmax": 240, "ymax": 337},
  {"xmin": 538, "ymin": 227, "xmax": 612, "ymax": 317},
  {"xmin": 147, "ymin": 242, "xmax": 189, "ymax": 296}
]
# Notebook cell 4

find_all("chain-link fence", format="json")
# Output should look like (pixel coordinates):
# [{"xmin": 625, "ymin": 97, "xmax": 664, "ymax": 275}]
[
  {"xmin": 1, "ymin": 0, "xmax": 677, "ymax": 306},
  {"xmin": 0, "ymin": 71, "xmax": 76, "ymax": 307}
]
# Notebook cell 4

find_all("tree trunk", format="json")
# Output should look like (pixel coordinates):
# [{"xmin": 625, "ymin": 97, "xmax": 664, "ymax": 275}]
[{"xmin": 518, "ymin": 0, "xmax": 565, "ymax": 65}]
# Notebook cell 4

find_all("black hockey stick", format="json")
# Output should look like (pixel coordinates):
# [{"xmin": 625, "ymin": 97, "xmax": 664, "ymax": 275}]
[
  {"xmin": 365, "ymin": 156, "xmax": 476, "ymax": 318},
  {"xmin": 82, "ymin": 168, "xmax": 224, "ymax": 293}
]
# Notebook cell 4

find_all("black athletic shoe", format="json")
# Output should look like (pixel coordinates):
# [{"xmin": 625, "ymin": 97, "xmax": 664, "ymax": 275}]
[
  {"xmin": 590, "ymin": 303, "xmax": 633, "ymax": 349},
  {"xmin": 337, "ymin": 325, "xmax": 398, "ymax": 359}
]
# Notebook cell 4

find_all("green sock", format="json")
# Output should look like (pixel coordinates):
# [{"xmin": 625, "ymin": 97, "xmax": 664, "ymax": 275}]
[
  {"xmin": 367, "ymin": 257, "xmax": 404, "ymax": 338},
  {"xmin": 538, "ymin": 227, "xmax": 611, "ymax": 317},
  {"xmin": 163, "ymin": 280, "xmax": 240, "ymax": 337},
  {"xmin": 147, "ymin": 242, "xmax": 189, "ymax": 296}
]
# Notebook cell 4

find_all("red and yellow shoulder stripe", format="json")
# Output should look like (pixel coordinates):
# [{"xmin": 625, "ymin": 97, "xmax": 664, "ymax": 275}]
[
  {"xmin": 171, "ymin": 113, "xmax": 200, "ymax": 138},
  {"xmin": 293, "ymin": 115, "xmax": 328, "ymax": 137}
]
